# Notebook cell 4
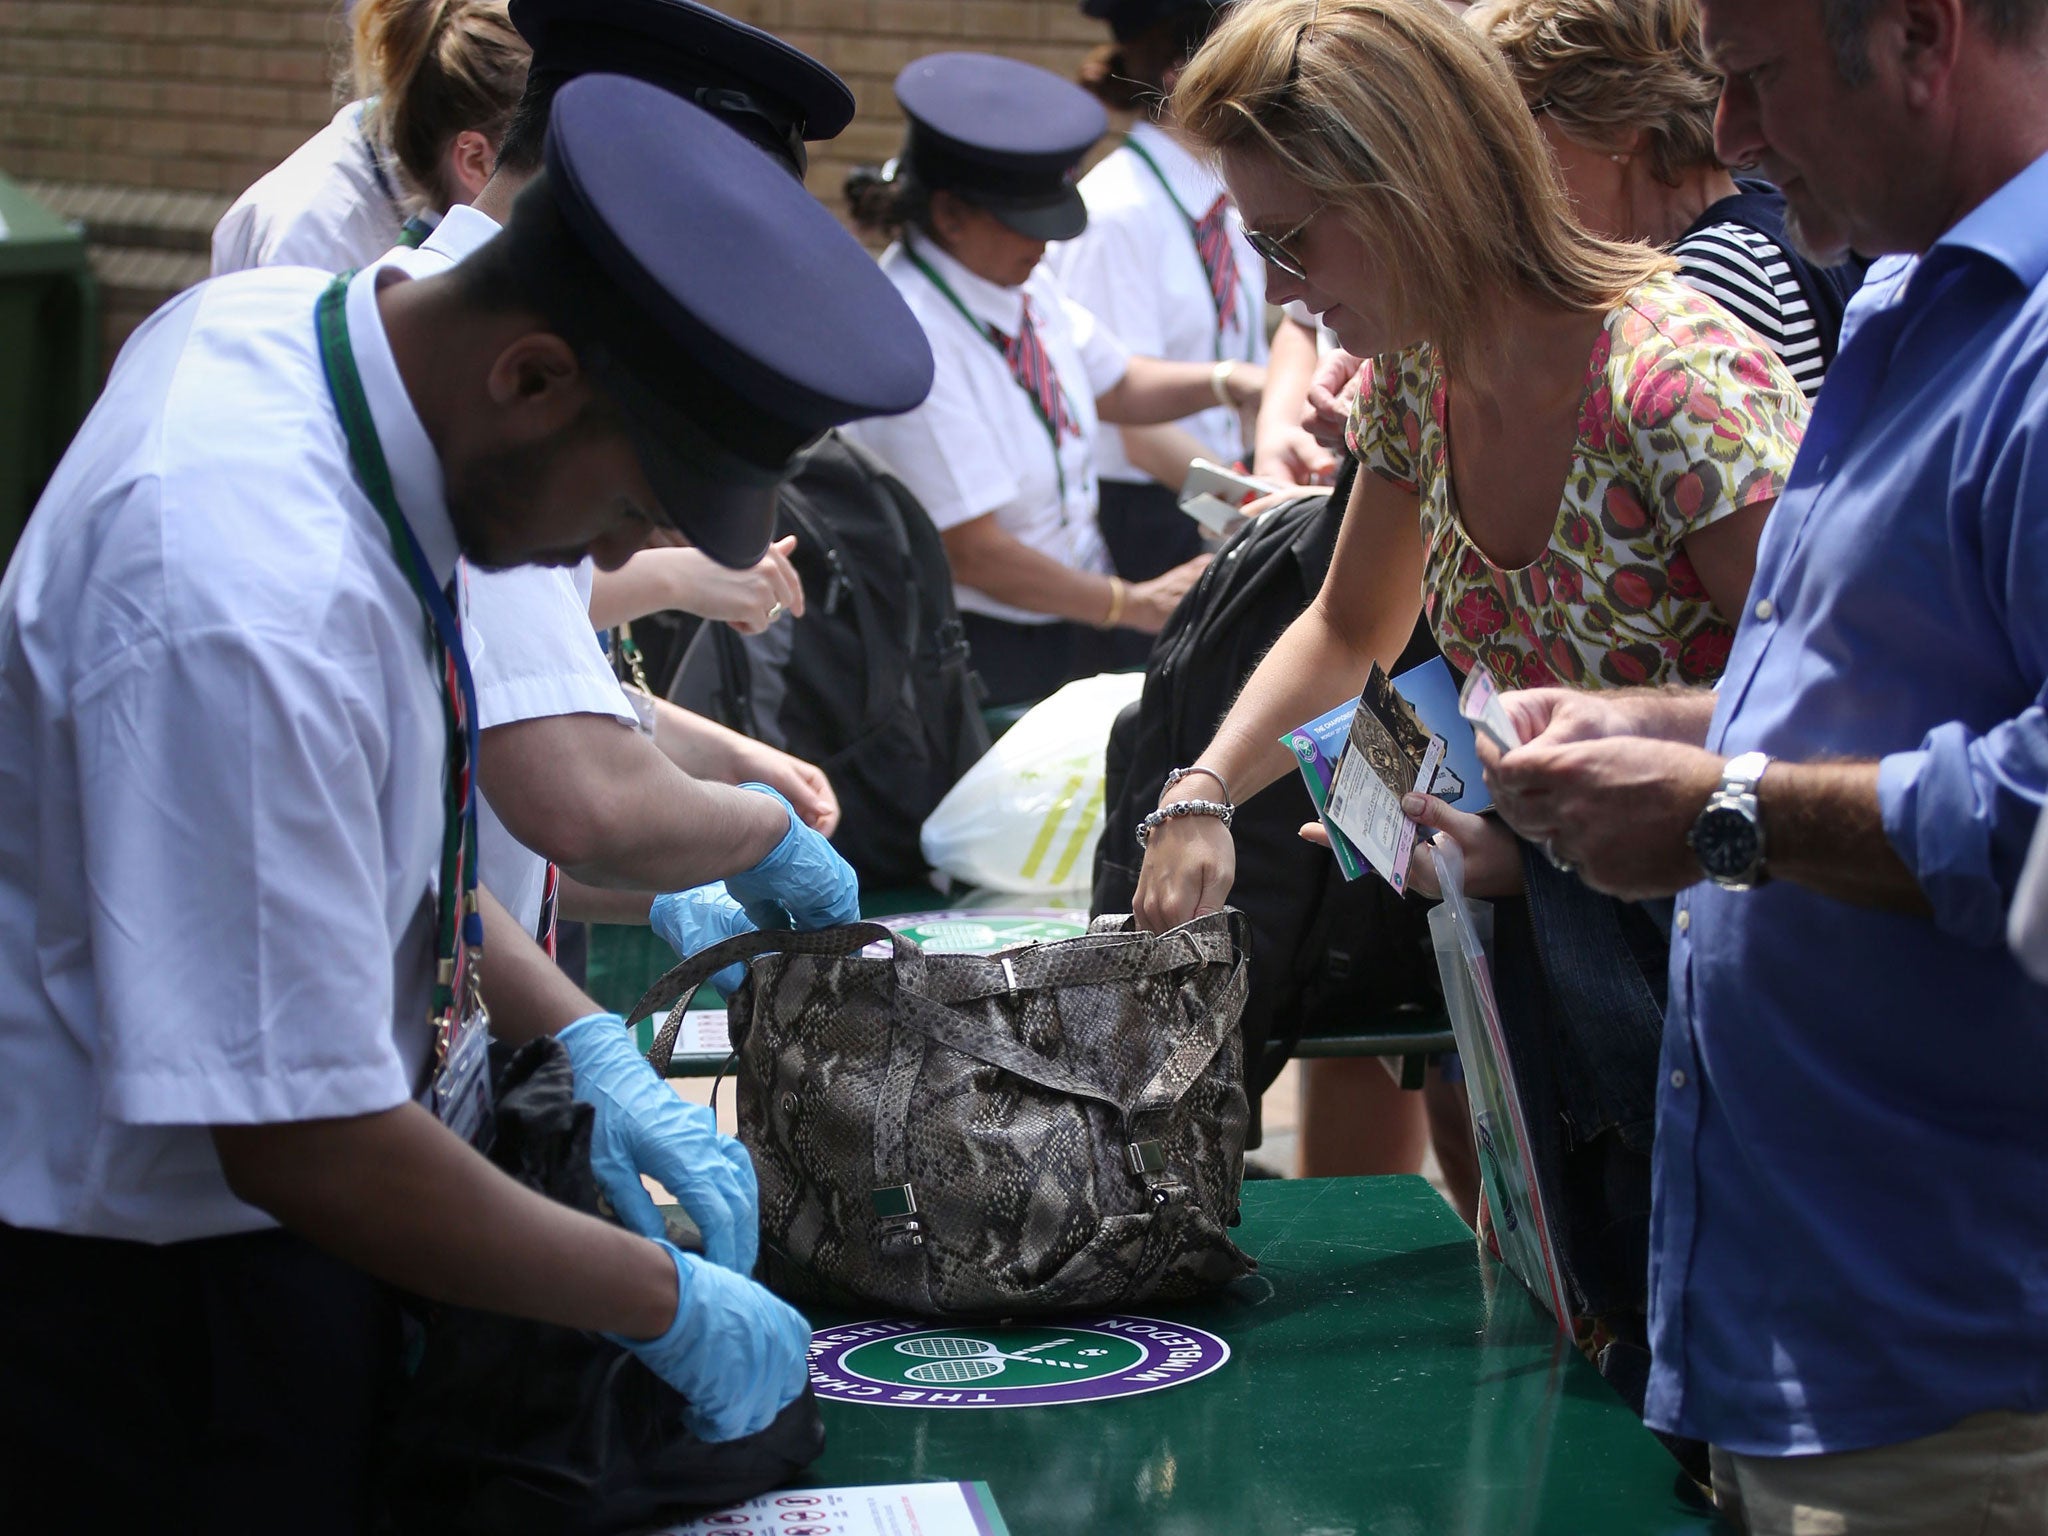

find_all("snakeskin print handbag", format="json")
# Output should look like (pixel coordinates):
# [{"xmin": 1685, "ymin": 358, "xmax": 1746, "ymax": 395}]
[{"xmin": 627, "ymin": 913, "xmax": 1257, "ymax": 1318}]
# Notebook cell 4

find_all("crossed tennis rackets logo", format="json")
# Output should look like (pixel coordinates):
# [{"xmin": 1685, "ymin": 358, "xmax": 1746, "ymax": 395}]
[{"xmin": 889, "ymin": 1334, "xmax": 1097, "ymax": 1383}]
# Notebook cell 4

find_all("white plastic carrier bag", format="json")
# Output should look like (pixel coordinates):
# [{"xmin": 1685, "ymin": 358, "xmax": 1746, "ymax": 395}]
[{"xmin": 919, "ymin": 671, "xmax": 1144, "ymax": 895}]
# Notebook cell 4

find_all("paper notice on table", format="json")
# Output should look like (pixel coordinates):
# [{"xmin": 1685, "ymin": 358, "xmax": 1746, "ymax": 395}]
[
  {"xmin": 676, "ymin": 1009, "xmax": 731, "ymax": 1056},
  {"xmin": 654, "ymin": 1480, "xmax": 1010, "ymax": 1535},
  {"xmin": 1323, "ymin": 663, "xmax": 1445, "ymax": 895}
]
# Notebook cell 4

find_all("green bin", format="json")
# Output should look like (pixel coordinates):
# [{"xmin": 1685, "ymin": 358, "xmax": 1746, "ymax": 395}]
[{"xmin": 0, "ymin": 172, "xmax": 96, "ymax": 571}]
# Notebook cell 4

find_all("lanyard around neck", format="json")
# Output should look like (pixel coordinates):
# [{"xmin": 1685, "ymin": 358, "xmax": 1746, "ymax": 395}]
[
  {"xmin": 314, "ymin": 274, "xmax": 482, "ymax": 1052},
  {"xmin": 1121, "ymin": 134, "xmax": 1249, "ymax": 363},
  {"xmin": 905, "ymin": 242, "xmax": 1069, "ymax": 511}
]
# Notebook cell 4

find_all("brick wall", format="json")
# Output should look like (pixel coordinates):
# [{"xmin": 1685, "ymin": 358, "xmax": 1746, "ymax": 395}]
[{"xmin": 0, "ymin": 0, "xmax": 1112, "ymax": 366}]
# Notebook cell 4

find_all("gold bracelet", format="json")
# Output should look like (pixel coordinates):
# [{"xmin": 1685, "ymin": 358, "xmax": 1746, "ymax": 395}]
[
  {"xmin": 1210, "ymin": 359, "xmax": 1237, "ymax": 408},
  {"xmin": 1103, "ymin": 575, "xmax": 1127, "ymax": 629}
]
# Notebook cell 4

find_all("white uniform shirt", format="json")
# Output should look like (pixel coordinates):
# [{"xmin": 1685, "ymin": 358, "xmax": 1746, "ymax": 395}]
[
  {"xmin": 212, "ymin": 101, "xmax": 409, "ymax": 277},
  {"xmin": 374, "ymin": 202, "xmax": 640, "ymax": 936},
  {"xmin": 1046, "ymin": 121, "xmax": 1266, "ymax": 484},
  {"xmin": 0, "ymin": 265, "xmax": 451, "ymax": 1242},
  {"xmin": 846, "ymin": 235, "xmax": 1130, "ymax": 626}
]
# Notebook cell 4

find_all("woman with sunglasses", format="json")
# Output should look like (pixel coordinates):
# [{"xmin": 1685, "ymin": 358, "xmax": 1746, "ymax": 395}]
[
  {"xmin": 1131, "ymin": 0, "xmax": 1805, "ymax": 1442},
  {"xmin": 844, "ymin": 52, "xmax": 1265, "ymax": 708}
]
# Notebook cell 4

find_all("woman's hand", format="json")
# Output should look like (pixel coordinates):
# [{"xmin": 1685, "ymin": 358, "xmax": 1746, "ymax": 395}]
[
  {"xmin": 1296, "ymin": 796, "xmax": 1524, "ymax": 901},
  {"xmin": 1400, "ymin": 796, "xmax": 1524, "ymax": 901},
  {"xmin": 718, "ymin": 734, "xmax": 840, "ymax": 837},
  {"xmin": 688, "ymin": 537, "xmax": 804, "ymax": 635},
  {"xmin": 1132, "ymin": 812, "xmax": 1236, "ymax": 932},
  {"xmin": 1302, "ymin": 348, "xmax": 1365, "ymax": 453},
  {"xmin": 1122, "ymin": 554, "xmax": 1212, "ymax": 634},
  {"xmin": 589, "ymin": 539, "xmax": 804, "ymax": 633}
]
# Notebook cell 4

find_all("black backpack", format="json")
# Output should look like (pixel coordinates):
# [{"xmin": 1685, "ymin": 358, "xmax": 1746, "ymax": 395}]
[
  {"xmin": 1092, "ymin": 457, "xmax": 1444, "ymax": 1120},
  {"xmin": 669, "ymin": 431, "xmax": 989, "ymax": 888}
]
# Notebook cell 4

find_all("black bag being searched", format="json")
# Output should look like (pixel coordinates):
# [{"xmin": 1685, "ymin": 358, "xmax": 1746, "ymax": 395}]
[
  {"xmin": 669, "ymin": 431, "xmax": 990, "ymax": 888},
  {"xmin": 379, "ymin": 1038, "xmax": 824, "ymax": 1536},
  {"xmin": 1092, "ymin": 458, "xmax": 1445, "ymax": 1135}
]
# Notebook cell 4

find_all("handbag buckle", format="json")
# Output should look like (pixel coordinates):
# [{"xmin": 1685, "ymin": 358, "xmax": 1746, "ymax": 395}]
[
  {"xmin": 1126, "ymin": 1141, "xmax": 1190, "ymax": 1206},
  {"xmin": 872, "ymin": 1183, "xmax": 925, "ymax": 1249}
]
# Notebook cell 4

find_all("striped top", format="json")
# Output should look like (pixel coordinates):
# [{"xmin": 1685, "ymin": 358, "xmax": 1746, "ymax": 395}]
[{"xmin": 1672, "ymin": 220, "xmax": 1827, "ymax": 398}]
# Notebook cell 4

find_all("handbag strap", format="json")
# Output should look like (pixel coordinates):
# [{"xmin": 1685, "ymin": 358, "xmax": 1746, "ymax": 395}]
[
  {"xmin": 912, "ymin": 919, "xmax": 1239, "ymax": 1007},
  {"xmin": 629, "ymin": 923, "xmax": 893, "ymax": 1075}
]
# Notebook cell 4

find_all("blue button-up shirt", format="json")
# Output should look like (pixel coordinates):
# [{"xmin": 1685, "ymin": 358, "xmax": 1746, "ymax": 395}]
[{"xmin": 1648, "ymin": 149, "xmax": 2048, "ymax": 1456}]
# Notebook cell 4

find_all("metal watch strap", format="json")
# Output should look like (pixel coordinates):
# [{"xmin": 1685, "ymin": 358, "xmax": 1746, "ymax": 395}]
[{"xmin": 1721, "ymin": 750, "xmax": 1771, "ymax": 797}]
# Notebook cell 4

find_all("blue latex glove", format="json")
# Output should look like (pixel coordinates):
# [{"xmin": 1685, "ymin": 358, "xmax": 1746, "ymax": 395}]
[
  {"xmin": 616, "ymin": 1240, "xmax": 811, "ymax": 1443},
  {"xmin": 649, "ymin": 881, "xmax": 755, "ymax": 992},
  {"xmin": 724, "ymin": 783, "xmax": 860, "ymax": 931},
  {"xmin": 556, "ymin": 1013, "xmax": 759, "ymax": 1275}
]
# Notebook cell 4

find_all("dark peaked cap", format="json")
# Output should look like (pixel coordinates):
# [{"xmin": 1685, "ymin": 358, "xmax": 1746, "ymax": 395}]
[
  {"xmin": 894, "ymin": 52, "xmax": 1108, "ymax": 242},
  {"xmin": 510, "ymin": 0, "xmax": 855, "ymax": 169},
  {"xmin": 1080, "ymin": 0, "xmax": 1230, "ymax": 45},
  {"xmin": 522, "ymin": 74, "xmax": 933, "ymax": 566}
]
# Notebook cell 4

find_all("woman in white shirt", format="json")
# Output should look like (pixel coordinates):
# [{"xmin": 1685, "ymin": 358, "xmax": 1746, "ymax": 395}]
[
  {"xmin": 1050, "ymin": 0, "xmax": 1269, "ymax": 581},
  {"xmin": 211, "ymin": 0, "xmax": 527, "ymax": 275},
  {"xmin": 844, "ymin": 52, "xmax": 1265, "ymax": 707}
]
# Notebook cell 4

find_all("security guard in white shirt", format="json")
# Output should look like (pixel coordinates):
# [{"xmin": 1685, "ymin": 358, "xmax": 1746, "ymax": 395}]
[
  {"xmin": 260, "ymin": 0, "xmax": 866, "ymax": 971},
  {"xmin": 843, "ymin": 52, "xmax": 1267, "ymax": 708},
  {"xmin": 212, "ymin": 0, "xmax": 528, "ymax": 275},
  {"xmin": 1050, "ymin": 0, "xmax": 1268, "ymax": 582},
  {"xmin": 0, "ymin": 78, "xmax": 933, "ymax": 1531}
]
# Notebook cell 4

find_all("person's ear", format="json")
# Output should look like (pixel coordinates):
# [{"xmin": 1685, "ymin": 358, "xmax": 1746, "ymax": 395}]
[
  {"xmin": 481, "ymin": 331, "xmax": 590, "ymax": 441},
  {"xmin": 446, "ymin": 128, "xmax": 498, "ymax": 205},
  {"xmin": 1893, "ymin": 0, "xmax": 1964, "ymax": 112},
  {"xmin": 928, "ymin": 189, "xmax": 974, "ymax": 245}
]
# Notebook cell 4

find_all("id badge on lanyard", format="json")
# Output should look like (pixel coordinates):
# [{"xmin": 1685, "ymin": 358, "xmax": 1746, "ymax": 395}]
[
  {"xmin": 317, "ymin": 273, "xmax": 496, "ymax": 1148},
  {"xmin": 432, "ymin": 991, "xmax": 494, "ymax": 1148},
  {"xmin": 612, "ymin": 621, "xmax": 660, "ymax": 739}
]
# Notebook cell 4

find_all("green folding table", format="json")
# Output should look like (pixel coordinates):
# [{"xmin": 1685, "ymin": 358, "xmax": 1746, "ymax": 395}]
[{"xmin": 794, "ymin": 1176, "xmax": 1723, "ymax": 1535}]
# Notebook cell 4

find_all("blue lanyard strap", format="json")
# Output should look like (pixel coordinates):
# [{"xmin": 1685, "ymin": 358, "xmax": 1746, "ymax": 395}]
[{"xmin": 313, "ymin": 273, "xmax": 482, "ymax": 1046}]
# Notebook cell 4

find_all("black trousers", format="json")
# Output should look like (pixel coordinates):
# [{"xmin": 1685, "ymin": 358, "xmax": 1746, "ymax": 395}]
[
  {"xmin": 961, "ymin": 611, "xmax": 1149, "ymax": 708},
  {"xmin": 0, "ymin": 1220, "xmax": 398, "ymax": 1534},
  {"xmin": 1097, "ymin": 478, "xmax": 1205, "ymax": 583}
]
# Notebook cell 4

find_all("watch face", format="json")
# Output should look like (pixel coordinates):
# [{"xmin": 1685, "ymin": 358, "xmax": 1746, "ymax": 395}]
[{"xmin": 1693, "ymin": 803, "xmax": 1761, "ymax": 882}]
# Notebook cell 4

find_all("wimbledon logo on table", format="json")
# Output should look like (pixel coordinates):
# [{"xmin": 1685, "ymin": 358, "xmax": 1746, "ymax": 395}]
[{"xmin": 808, "ymin": 1317, "xmax": 1231, "ymax": 1409}]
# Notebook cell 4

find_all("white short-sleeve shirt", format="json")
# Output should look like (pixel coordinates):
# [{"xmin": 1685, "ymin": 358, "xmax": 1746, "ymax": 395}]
[
  {"xmin": 372, "ymin": 203, "xmax": 641, "ymax": 937},
  {"xmin": 845, "ymin": 235, "xmax": 1130, "ymax": 625},
  {"xmin": 0, "ymin": 265, "xmax": 454, "ymax": 1242},
  {"xmin": 212, "ymin": 102, "xmax": 410, "ymax": 278},
  {"xmin": 1047, "ymin": 122, "xmax": 1267, "ymax": 484}
]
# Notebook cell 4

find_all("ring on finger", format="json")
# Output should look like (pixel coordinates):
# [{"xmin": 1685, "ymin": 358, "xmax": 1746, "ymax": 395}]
[
  {"xmin": 1543, "ymin": 839, "xmax": 1576, "ymax": 875},
  {"xmin": 766, "ymin": 601, "xmax": 784, "ymax": 622}
]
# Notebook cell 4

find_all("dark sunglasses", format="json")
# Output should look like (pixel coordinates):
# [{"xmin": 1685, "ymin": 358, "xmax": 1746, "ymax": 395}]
[{"xmin": 1244, "ymin": 207, "xmax": 1317, "ymax": 281}]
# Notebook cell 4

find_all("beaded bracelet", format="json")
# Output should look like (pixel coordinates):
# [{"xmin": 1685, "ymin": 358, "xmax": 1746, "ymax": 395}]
[
  {"xmin": 1163, "ymin": 764, "xmax": 1233, "ymax": 804},
  {"xmin": 1135, "ymin": 798, "xmax": 1234, "ymax": 849}
]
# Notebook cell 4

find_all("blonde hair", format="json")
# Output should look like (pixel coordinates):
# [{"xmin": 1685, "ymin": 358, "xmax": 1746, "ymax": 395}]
[
  {"xmin": 352, "ymin": 0, "xmax": 529, "ymax": 209},
  {"xmin": 1170, "ymin": 0, "xmax": 1671, "ymax": 365},
  {"xmin": 1468, "ymin": 0, "xmax": 1721, "ymax": 187}
]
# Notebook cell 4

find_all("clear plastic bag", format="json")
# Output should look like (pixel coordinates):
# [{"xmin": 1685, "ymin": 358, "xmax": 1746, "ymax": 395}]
[{"xmin": 918, "ymin": 672, "xmax": 1144, "ymax": 895}]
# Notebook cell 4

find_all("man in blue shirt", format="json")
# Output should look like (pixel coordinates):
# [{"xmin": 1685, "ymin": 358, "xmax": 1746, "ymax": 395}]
[{"xmin": 1481, "ymin": 0, "xmax": 2048, "ymax": 1524}]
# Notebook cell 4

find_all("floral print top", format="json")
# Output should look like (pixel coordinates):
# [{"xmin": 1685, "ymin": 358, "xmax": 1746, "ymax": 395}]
[{"xmin": 1346, "ymin": 271, "xmax": 1808, "ymax": 691}]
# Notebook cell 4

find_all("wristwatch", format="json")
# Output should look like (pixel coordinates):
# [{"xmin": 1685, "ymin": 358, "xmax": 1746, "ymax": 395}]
[{"xmin": 1687, "ymin": 750, "xmax": 1772, "ymax": 890}]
